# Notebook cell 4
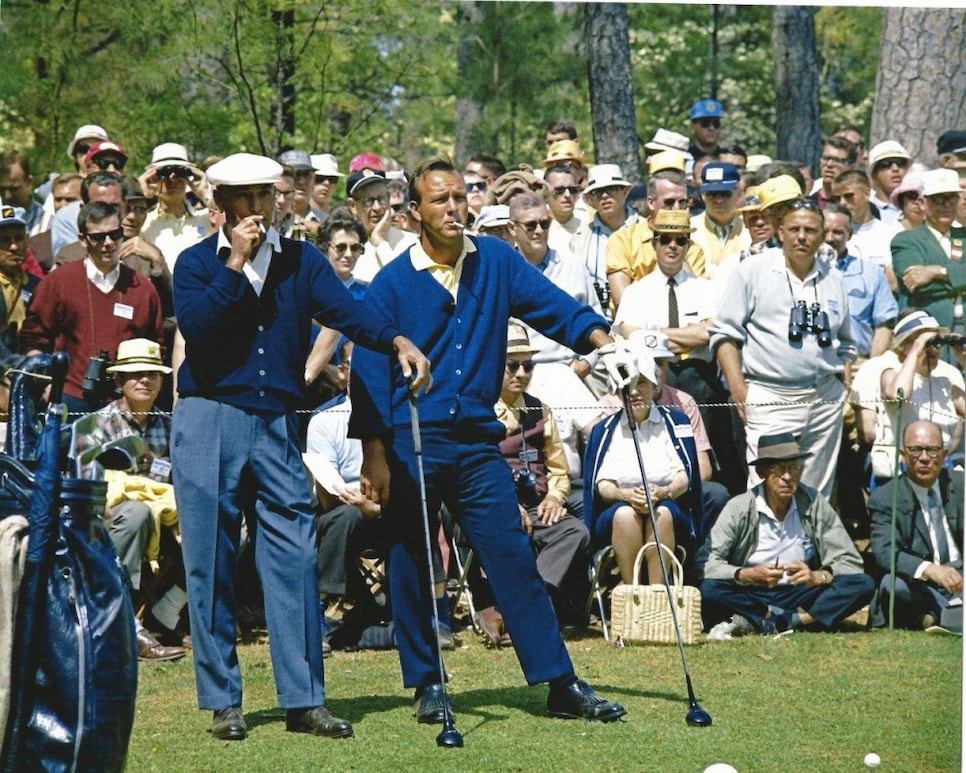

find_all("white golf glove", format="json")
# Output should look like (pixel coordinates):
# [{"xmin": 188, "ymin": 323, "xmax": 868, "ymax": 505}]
[{"xmin": 596, "ymin": 336, "xmax": 640, "ymax": 393}]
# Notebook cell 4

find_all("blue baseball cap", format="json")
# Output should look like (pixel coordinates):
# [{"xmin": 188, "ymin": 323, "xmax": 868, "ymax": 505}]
[
  {"xmin": 699, "ymin": 162, "xmax": 740, "ymax": 193},
  {"xmin": 689, "ymin": 99, "xmax": 723, "ymax": 120}
]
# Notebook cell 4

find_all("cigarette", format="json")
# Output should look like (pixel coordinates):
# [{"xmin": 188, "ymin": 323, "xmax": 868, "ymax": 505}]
[
  {"xmin": 452, "ymin": 221, "xmax": 465, "ymax": 229},
  {"xmin": 256, "ymin": 220, "xmax": 266, "ymax": 235}
]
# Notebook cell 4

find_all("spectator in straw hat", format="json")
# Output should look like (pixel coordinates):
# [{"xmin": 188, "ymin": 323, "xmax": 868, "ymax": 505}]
[
  {"xmin": 868, "ymin": 140, "xmax": 913, "ymax": 225},
  {"xmin": 893, "ymin": 168, "xmax": 966, "ymax": 331},
  {"xmin": 699, "ymin": 431, "xmax": 873, "ymax": 637}
]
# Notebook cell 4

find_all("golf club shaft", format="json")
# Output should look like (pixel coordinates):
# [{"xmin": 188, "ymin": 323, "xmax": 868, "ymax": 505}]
[
  {"xmin": 620, "ymin": 388, "xmax": 702, "ymax": 705},
  {"xmin": 408, "ymin": 393, "xmax": 459, "ymax": 736}
]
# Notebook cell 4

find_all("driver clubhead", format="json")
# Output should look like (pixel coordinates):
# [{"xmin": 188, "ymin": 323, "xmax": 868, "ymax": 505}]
[
  {"xmin": 686, "ymin": 704, "xmax": 712, "ymax": 727},
  {"xmin": 436, "ymin": 727, "xmax": 464, "ymax": 748}
]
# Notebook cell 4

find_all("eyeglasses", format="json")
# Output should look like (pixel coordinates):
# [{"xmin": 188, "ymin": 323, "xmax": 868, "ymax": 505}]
[
  {"xmin": 90, "ymin": 156, "xmax": 127, "ymax": 171},
  {"xmin": 872, "ymin": 157, "xmax": 909, "ymax": 173},
  {"xmin": 928, "ymin": 193, "xmax": 961, "ymax": 207},
  {"xmin": 0, "ymin": 184, "xmax": 24, "ymax": 195},
  {"xmin": 788, "ymin": 198, "xmax": 821, "ymax": 212},
  {"xmin": 465, "ymin": 181, "xmax": 487, "ymax": 193},
  {"xmin": 274, "ymin": 188, "xmax": 295, "ymax": 199},
  {"xmin": 127, "ymin": 204, "xmax": 148, "ymax": 216},
  {"xmin": 514, "ymin": 218, "xmax": 552, "ymax": 233},
  {"xmin": 330, "ymin": 242, "xmax": 364, "ymax": 256},
  {"xmin": 552, "ymin": 186, "xmax": 581, "ymax": 198},
  {"xmin": 904, "ymin": 445, "xmax": 943, "ymax": 459},
  {"xmin": 696, "ymin": 118, "xmax": 720, "ymax": 129},
  {"xmin": 767, "ymin": 461, "xmax": 804, "ymax": 476},
  {"xmin": 820, "ymin": 155, "xmax": 849, "ymax": 166},
  {"xmin": 657, "ymin": 234, "xmax": 690, "ymax": 247},
  {"xmin": 659, "ymin": 197, "xmax": 690, "ymax": 210},
  {"xmin": 73, "ymin": 143, "xmax": 91, "ymax": 157},
  {"xmin": 362, "ymin": 194, "xmax": 389, "ymax": 209},
  {"xmin": 0, "ymin": 231, "xmax": 26, "ymax": 250},
  {"xmin": 83, "ymin": 227, "xmax": 124, "ymax": 244},
  {"xmin": 505, "ymin": 359, "xmax": 535, "ymax": 374}
]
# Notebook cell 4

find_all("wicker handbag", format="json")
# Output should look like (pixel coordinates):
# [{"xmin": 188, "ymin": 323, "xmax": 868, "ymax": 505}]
[{"xmin": 610, "ymin": 542, "xmax": 703, "ymax": 645}]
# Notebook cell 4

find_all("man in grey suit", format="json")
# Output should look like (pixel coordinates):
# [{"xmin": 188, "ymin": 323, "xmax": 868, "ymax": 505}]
[{"xmin": 868, "ymin": 420, "xmax": 964, "ymax": 632}]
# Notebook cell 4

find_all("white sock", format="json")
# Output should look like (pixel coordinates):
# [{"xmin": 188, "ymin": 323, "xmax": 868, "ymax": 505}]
[{"xmin": 152, "ymin": 585, "xmax": 188, "ymax": 630}]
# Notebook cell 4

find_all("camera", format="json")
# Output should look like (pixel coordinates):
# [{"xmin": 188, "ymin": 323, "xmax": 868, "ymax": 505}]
[
  {"xmin": 928, "ymin": 334, "xmax": 966, "ymax": 348},
  {"xmin": 788, "ymin": 300, "xmax": 807, "ymax": 342},
  {"xmin": 593, "ymin": 280, "xmax": 611, "ymax": 311},
  {"xmin": 82, "ymin": 350, "xmax": 115, "ymax": 402}
]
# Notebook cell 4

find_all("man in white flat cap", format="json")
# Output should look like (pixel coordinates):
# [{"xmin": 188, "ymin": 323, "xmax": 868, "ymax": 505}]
[{"xmin": 171, "ymin": 152, "xmax": 430, "ymax": 742}]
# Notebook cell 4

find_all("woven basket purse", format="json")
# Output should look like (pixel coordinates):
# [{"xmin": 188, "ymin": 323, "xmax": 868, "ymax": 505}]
[{"xmin": 610, "ymin": 542, "xmax": 703, "ymax": 645}]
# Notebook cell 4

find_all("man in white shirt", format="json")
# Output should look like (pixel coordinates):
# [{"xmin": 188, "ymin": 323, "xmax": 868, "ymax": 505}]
[
  {"xmin": 831, "ymin": 169, "xmax": 900, "ymax": 293},
  {"xmin": 345, "ymin": 168, "xmax": 416, "ymax": 282}
]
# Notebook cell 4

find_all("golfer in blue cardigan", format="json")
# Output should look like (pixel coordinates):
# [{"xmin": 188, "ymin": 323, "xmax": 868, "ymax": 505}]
[{"xmin": 350, "ymin": 156, "xmax": 635, "ymax": 727}]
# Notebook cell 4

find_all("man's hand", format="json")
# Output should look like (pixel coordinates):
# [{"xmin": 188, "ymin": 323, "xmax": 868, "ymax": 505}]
[
  {"xmin": 393, "ymin": 335, "xmax": 432, "ymax": 393},
  {"xmin": 520, "ymin": 504, "xmax": 534, "ymax": 536},
  {"xmin": 360, "ymin": 438, "xmax": 391, "ymax": 505},
  {"xmin": 729, "ymin": 378, "xmax": 749, "ymax": 424},
  {"xmin": 340, "ymin": 486, "xmax": 382, "ymax": 520},
  {"xmin": 536, "ymin": 494, "xmax": 566, "ymax": 525},
  {"xmin": 597, "ymin": 336, "xmax": 639, "ymax": 393},
  {"xmin": 902, "ymin": 264, "xmax": 946, "ymax": 293},
  {"xmin": 369, "ymin": 209, "xmax": 392, "ymax": 247},
  {"xmin": 736, "ymin": 563, "xmax": 786, "ymax": 588},
  {"xmin": 783, "ymin": 560, "xmax": 828, "ymax": 588},
  {"xmin": 227, "ymin": 215, "xmax": 264, "ymax": 269},
  {"xmin": 923, "ymin": 563, "xmax": 964, "ymax": 595},
  {"xmin": 118, "ymin": 236, "xmax": 164, "ymax": 271},
  {"xmin": 570, "ymin": 359, "xmax": 591, "ymax": 380}
]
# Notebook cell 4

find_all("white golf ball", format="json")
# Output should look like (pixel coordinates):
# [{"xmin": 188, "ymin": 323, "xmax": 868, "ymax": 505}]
[
  {"xmin": 704, "ymin": 765, "xmax": 738, "ymax": 773},
  {"xmin": 864, "ymin": 752, "xmax": 881, "ymax": 768}
]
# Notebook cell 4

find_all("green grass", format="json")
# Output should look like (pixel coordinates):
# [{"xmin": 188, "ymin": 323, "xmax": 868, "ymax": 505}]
[{"xmin": 129, "ymin": 627, "xmax": 961, "ymax": 772}]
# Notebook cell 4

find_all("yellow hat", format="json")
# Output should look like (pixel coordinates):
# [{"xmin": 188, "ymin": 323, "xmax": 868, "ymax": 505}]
[
  {"xmin": 651, "ymin": 210, "xmax": 696, "ymax": 234},
  {"xmin": 648, "ymin": 150, "xmax": 687, "ymax": 175},
  {"xmin": 543, "ymin": 139, "xmax": 587, "ymax": 169},
  {"xmin": 757, "ymin": 175, "xmax": 802, "ymax": 210}
]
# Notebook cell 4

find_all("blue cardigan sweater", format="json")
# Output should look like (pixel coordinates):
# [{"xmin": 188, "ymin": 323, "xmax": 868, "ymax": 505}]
[
  {"xmin": 349, "ymin": 235, "xmax": 609, "ymax": 442},
  {"xmin": 173, "ymin": 232, "xmax": 401, "ymax": 414}
]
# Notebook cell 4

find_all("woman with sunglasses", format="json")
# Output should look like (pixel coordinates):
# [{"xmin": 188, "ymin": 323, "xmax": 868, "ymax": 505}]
[{"xmin": 890, "ymin": 170, "xmax": 927, "ymax": 231}]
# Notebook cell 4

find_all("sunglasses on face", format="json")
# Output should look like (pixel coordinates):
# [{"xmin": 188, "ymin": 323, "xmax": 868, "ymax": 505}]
[
  {"xmin": 552, "ymin": 186, "xmax": 580, "ymax": 197},
  {"xmin": 274, "ymin": 188, "xmax": 295, "ymax": 199},
  {"xmin": 660, "ymin": 197, "xmax": 690, "ymax": 209},
  {"xmin": 657, "ymin": 234, "xmax": 690, "ymax": 247},
  {"xmin": 589, "ymin": 185, "xmax": 623, "ymax": 199},
  {"xmin": 330, "ymin": 242, "xmax": 364, "ymax": 256},
  {"xmin": 505, "ymin": 359, "xmax": 535, "ymax": 374},
  {"xmin": 84, "ymin": 227, "xmax": 124, "ymax": 244},
  {"xmin": 514, "ymin": 218, "xmax": 552, "ymax": 233},
  {"xmin": 0, "ymin": 231, "xmax": 26, "ymax": 250},
  {"xmin": 928, "ymin": 193, "xmax": 961, "ymax": 207},
  {"xmin": 315, "ymin": 176, "xmax": 339, "ymax": 185},
  {"xmin": 788, "ymin": 198, "xmax": 821, "ymax": 213},
  {"xmin": 696, "ymin": 118, "xmax": 720, "ymax": 129},
  {"xmin": 90, "ymin": 156, "xmax": 127, "ymax": 171},
  {"xmin": 465, "ymin": 181, "xmax": 487, "ymax": 192},
  {"xmin": 873, "ymin": 157, "xmax": 909, "ymax": 173}
]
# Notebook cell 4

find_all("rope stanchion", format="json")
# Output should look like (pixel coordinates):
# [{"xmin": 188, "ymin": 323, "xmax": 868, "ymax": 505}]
[{"xmin": 887, "ymin": 388, "xmax": 904, "ymax": 630}]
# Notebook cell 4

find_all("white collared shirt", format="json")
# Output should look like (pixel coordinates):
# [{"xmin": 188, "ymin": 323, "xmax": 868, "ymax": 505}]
[
  {"xmin": 747, "ymin": 490, "xmax": 815, "ymax": 581},
  {"xmin": 909, "ymin": 480, "xmax": 961, "ymax": 574},
  {"xmin": 85, "ymin": 258, "xmax": 121, "ymax": 294},
  {"xmin": 216, "ymin": 225, "xmax": 281, "ymax": 297}
]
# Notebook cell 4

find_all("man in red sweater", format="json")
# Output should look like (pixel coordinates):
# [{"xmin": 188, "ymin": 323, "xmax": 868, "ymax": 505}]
[{"xmin": 21, "ymin": 200, "xmax": 163, "ymax": 416}]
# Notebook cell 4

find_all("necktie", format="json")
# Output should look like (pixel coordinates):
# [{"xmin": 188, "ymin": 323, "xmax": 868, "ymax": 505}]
[
  {"xmin": 927, "ymin": 488, "xmax": 950, "ymax": 565},
  {"xmin": 667, "ymin": 276, "xmax": 679, "ymax": 329}
]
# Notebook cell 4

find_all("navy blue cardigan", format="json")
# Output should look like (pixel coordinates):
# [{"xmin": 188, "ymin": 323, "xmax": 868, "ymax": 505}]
[
  {"xmin": 173, "ymin": 232, "xmax": 401, "ymax": 414},
  {"xmin": 349, "ymin": 235, "xmax": 609, "ymax": 442}
]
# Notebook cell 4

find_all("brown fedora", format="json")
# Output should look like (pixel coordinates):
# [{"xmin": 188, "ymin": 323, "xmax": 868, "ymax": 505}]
[{"xmin": 748, "ymin": 432, "xmax": 811, "ymax": 465}]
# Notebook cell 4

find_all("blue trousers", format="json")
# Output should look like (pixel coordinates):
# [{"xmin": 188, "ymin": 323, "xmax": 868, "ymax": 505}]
[
  {"xmin": 871, "ymin": 574, "xmax": 958, "ymax": 629},
  {"xmin": 172, "ymin": 397, "xmax": 325, "ymax": 710},
  {"xmin": 701, "ymin": 574, "xmax": 874, "ymax": 631},
  {"xmin": 386, "ymin": 425, "xmax": 574, "ymax": 689}
]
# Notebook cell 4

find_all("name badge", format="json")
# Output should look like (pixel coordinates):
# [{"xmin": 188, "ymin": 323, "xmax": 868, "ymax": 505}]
[
  {"xmin": 674, "ymin": 423, "xmax": 694, "ymax": 438},
  {"xmin": 20, "ymin": 289, "xmax": 31, "ymax": 304},
  {"xmin": 150, "ymin": 457, "xmax": 172, "ymax": 481},
  {"xmin": 952, "ymin": 239, "xmax": 963, "ymax": 262},
  {"xmin": 519, "ymin": 449, "xmax": 538, "ymax": 462},
  {"xmin": 114, "ymin": 302, "xmax": 134, "ymax": 320}
]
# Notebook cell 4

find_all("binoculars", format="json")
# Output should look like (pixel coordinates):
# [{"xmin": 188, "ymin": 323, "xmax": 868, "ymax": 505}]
[
  {"xmin": 787, "ymin": 300, "xmax": 832, "ymax": 348},
  {"xmin": 81, "ymin": 350, "xmax": 115, "ymax": 402}
]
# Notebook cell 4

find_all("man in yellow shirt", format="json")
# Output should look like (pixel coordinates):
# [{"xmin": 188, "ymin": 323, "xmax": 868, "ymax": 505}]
[{"xmin": 690, "ymin": 162, "xmax": 750, "ymax": 280}]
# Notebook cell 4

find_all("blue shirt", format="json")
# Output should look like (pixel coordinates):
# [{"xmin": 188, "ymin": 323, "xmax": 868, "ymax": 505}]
[
  {"xmin": 173, "ymin": 230, "xmax": 402, "ymax": 414},
  {"xmin": 835, "ymin": 252, "xmax": 898, "ymax": 356}
]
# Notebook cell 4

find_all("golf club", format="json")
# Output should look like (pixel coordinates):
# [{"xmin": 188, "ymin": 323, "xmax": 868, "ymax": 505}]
[
  {"xmin": 620, "ymin": 385, "xmax": 712, "ymax": 728},
  {"xmin": 408, "ymin": 391, "xmax": 464, "ymax": 748}
]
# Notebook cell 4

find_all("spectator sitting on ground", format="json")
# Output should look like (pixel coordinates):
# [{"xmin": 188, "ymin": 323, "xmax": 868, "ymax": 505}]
[
  {"xmin": 867, "ymin": 420, "xmax": 964, "ymax": 633},
  {"xmin": 700, "ymin": 432, "xmax": 874, "ymax": 637}
]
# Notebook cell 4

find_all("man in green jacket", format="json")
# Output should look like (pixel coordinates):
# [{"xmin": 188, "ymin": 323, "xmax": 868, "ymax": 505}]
[{"xmin": 698, "ymin": 432, "xmax": 873, "ymax": 636}]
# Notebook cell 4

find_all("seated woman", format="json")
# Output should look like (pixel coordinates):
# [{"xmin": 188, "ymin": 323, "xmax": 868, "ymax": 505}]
[{"xmin": 583, "ymin": 357, "xmax": 704, "ymax": 585}]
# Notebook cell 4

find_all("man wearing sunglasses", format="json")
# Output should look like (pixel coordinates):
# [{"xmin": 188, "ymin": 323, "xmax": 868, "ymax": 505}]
[
  {"xmin": 690, "ymin": 161, "xmax": 750, "ymax": 279},
  {"xmin": 51, "ymin": 171, "xmax": 126, "ymax": 267},
  {"xmin": 345, "ymin": 166, "xmax": 416, "ymax": 283},
  {"xmin": 544, "ymin": 164, "xmax": 585, "ymax": 254},
  {"xmin": 893, "ymin": 168, "xmax": 966, "ymax": 331},
  {"xmin": 21, "ymin": 200, "xmax": 164, "ymax": 415},
  {"xmin": 868, "ymin": 420, "xmax": 964, "ymax": 633},
  {"xmin": 868, "ymin": 140, "xmax": 912, "ymax": 226},
  {"xmin": 687, "ymin": 99, "xmax": 724, "ymax": 161}
]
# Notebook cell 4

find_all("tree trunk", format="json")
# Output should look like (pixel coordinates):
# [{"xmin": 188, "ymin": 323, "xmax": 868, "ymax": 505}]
[
  {"xmin": 270, "ymin": 7, "xmax": 296, "ymax": 156},
  {"xmin": 455, "ymin": 1, "xmax": 486, "ymax": 165},
  {"xmin": 871, "ymin": 8, "xmax": 966, "ymax": 165},
  {"xmin": 585, "ymin": 3, "xmax": 641, "ymax": 183},
  {"xmin": 772, "ymin": 6, "xmax": 821, "ymax": 171}
]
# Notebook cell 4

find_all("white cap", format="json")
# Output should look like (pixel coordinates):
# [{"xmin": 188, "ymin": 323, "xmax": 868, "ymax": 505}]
[
  {"xmin": 311, "ymin": 153, "xmax": 344, "ymax": 177},
  {"xmin": 150, "ymin": 142, "xmax": 191, "ymax": 168},
  {"xmin": 584, "ymin": 164, "xmax": 632, "ymax": 195},
  {"xmin": 921, "ymin": 168, "xmax": 962, "ymax": 198},
  {"xmin": 475, "ymin": 205, "xmax": 511, "ymax": 229},
  {"xmin": 645, "ymin": 128, "xmax": 690, "ymax": 153},
  {"xmin": 67, "ymin": 124, "xmax": 109, "ymax": 158},
  {"xmin": 206, "ymin": 153, "xmax": 283, "ymax": 187}
]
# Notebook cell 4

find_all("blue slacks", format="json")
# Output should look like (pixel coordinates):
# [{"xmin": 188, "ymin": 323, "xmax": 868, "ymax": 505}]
[
  {"xmin": 172, "ymin": 397, "xmax": 325, "ymax": 710},
  {"xmin": 386, "ymin": 425, "xmax": 574, "ymax": 689}
]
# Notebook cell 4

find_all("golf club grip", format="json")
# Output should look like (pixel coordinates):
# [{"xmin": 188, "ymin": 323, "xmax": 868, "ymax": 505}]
[{"xmin": 48, "ymin": 351, "xmax": 69, "ymax": 405}]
